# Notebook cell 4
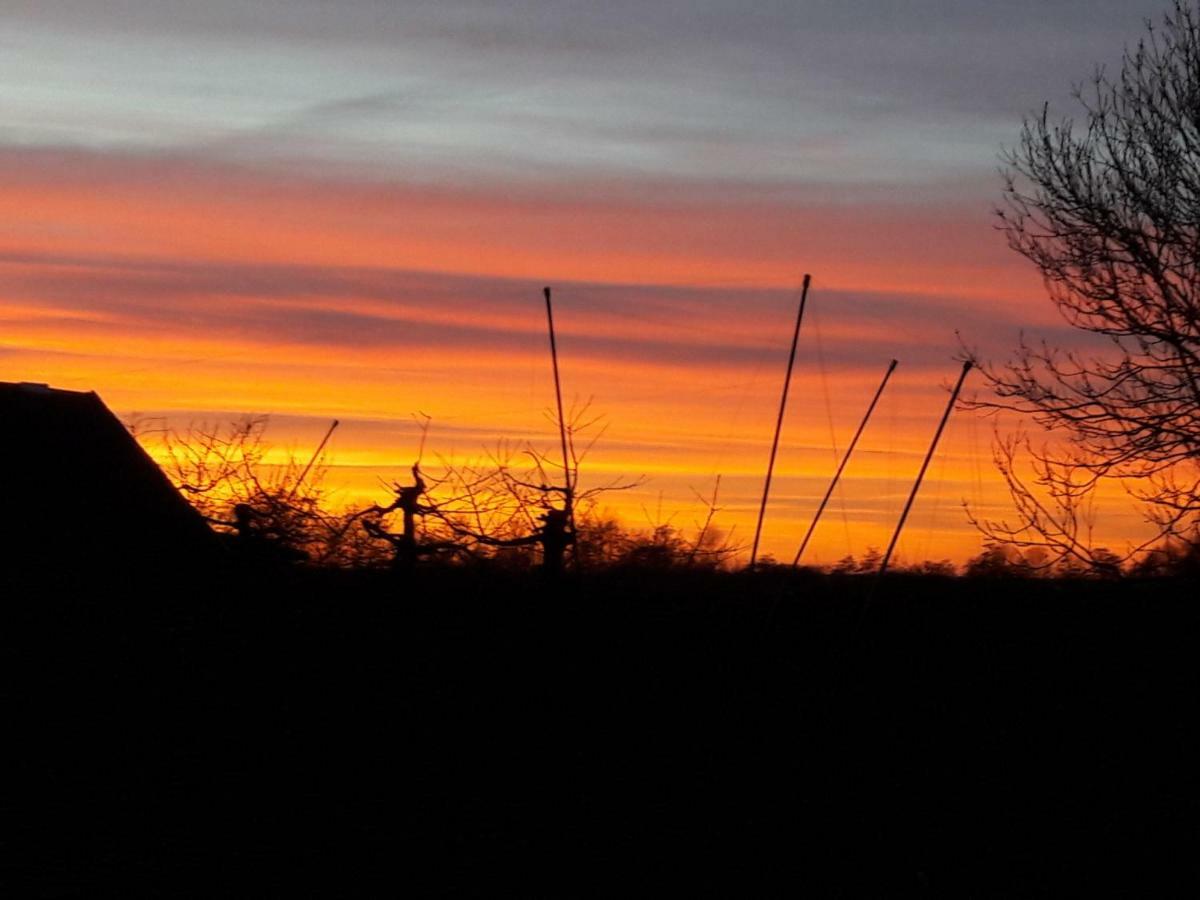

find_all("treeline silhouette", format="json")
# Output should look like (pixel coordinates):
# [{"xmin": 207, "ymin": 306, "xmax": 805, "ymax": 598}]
[
  {"xmin": 139, "ymin": 412, "xmax": 740, "ymax": 575},
  {"xmin": 139, "ymin": 414, "xmax": 1200, "ymax": 578}
]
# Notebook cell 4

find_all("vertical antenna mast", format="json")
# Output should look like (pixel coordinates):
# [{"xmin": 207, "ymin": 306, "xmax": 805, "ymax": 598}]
[
  {"xmin": 793, "ymin": 359, "xmax": 898, "ymax": 566},
  {"xmin": 879, "ymin": 360, "xmax": 972, "ymax": 576},
  {"xmin": 543, "ymin": 287, "xmax": 574, "ymax": 526},
  {"xmin": 750, "ymin": 273, "xmax": 811, "ymax": 567}
]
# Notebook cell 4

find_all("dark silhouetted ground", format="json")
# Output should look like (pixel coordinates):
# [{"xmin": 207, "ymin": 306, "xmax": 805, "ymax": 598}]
[{"xmin": 7, "ymin": 565, "xmax": 1196, "ymax": 896}]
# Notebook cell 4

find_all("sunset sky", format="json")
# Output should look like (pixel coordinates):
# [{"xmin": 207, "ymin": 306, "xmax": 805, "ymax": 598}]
[{"xmin": 0, "ymin": 1, "xmax": 1171, "ymax": 564}]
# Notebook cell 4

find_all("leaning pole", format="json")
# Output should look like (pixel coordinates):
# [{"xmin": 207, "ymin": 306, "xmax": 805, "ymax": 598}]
[
  {"xmin": 793, "ymin": 358, "xmax": 898, "ymax": 567},
  {"xmin": 749, "ymin": 274, "xmax": 811, "ymax": 568},
  {"xmin": 543, "ymin": 287, "xmax": 575, "ymax": 536},
  {"xmin": 878, "ymin": 360, "xmax": 972, "ymax": 576},
  {"xmin": 290, "ymin": 418, "xmax": 340, "ymax": 500}
]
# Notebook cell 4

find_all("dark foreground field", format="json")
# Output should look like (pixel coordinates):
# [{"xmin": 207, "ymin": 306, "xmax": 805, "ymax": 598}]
[{"xmin": 7, "ymin": 566, "xmax": 1197, "ymax": 896}]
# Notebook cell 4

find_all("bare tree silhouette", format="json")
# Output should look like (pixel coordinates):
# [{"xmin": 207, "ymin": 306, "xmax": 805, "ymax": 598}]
[
  {"xmin": 410, "ymin": 400, "xmax": 645, "ymax": 573},
  {"xmin": 966, "ymin": 1, "xmax": 1200, "ymax": 571},
  {"xmin": 353, "ymin": 400, "xmax": 759, "ymax": 575},
  {"xmin": 133, "ymin": 415, "xmax": 371, "ymax": 566},
  {"xmin": 137, "ymin": 403, "xmax": 736, "ymax": 576}
]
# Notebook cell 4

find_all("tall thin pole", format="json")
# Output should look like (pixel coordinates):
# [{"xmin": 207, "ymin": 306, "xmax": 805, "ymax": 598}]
[
  {"xmin": 879, "ymin": 360, "xmax": 972, "ymax": 576},
  {"xmin": 292, "ymin": 419, "xmax": 339, "ymax": 498},
  {"xmin": 543, "ymin": 287, "xmax": 574, "ymax": 525},
  {"xmin": 793, "ymin": 359, "xmax": 898, "ymax": 567},
  {"xmin": 750, "ymin": 273, "xmax": 811, "ymax": 567}
]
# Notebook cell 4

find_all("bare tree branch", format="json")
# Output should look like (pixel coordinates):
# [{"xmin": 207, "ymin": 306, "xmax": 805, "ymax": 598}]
[{"xmin": 964, "ymin": 2, "xmax": 1200, "ymax": 569}]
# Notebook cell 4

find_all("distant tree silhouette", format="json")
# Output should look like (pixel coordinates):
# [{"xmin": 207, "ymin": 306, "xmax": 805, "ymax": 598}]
[
  {"xmin": 962, "ymin": 539, "xmax": 1128, "ymax": 578},
  {"xmin": 829, "ymin": 547, "xmax": 884, "ymax": 575},
  {"xmin": 830, "ymin": 555, "xmax": 859, "ymax": 575},
  {"xmin": 966, "ymin": 1, "xmax": 1200, "ymax": 572},
  {"xmin": 356, "ymin": 463, "xmax": 466, "ymax": 571},
  {"xmin": 364, "ymin": 402, "xmax": 739, "ymax": 574},
  {"xmin": 358, "ymin": 402, "xmax": 646, "ymax": 574},
  {"xmin": 902, "ymin": 559, "xmax": 958, "ymax": 577},
  {"xmin": 585, "ymin": 477, "xmax": 740, "ymax": 571},
  {"xmin": 133, "ymin": 415, "xmax": 373, "ymax": 566},
  {"xmin": 1128, "ymin": 528, "xmax": 1200, "ymax": 575},
  {"xmin": 578, "ymin": 515, "xmax": 739, "ymax": 572},
  {"xmin": 140, "ymin": 404, "xmax": 738, "ymax": 575},
  {"xmin": 964, "ymin": 542, "xmax": 1040, "ymax": 578}
]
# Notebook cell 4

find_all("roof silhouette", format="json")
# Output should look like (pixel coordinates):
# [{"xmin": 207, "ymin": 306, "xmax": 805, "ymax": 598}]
[{"xmin": 0, "ymin": 381, "xmax": 220, "ymax": 581}]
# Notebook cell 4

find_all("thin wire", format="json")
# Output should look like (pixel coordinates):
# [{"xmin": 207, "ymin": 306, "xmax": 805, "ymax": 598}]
[
  {"xmin": 52, "ymin": 347, "xmax": 257, "ymax": 384},
  {"xmin": 709, "ymin": 357, "xmax": 766, "ymax": 480},
  {"xmin": 810, "ymin": 300, "xmax": 852, "ymax": 555},
  {"xmin": 968, "ymin": 394, "xmax": 985, "ymax": 512},
  {"xmin": 920, "ymin": 425, "xmax": 951, "ymax": 563}
]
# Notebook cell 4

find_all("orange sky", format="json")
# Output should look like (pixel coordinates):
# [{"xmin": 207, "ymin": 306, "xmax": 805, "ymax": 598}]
[
  {"xmin": 0, "ymin": 147, "xmax": 1158, "ymax": 565},
  {"xmin": 1, "ymin": 0, "xmax": 1173, "ymax": 568}
]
